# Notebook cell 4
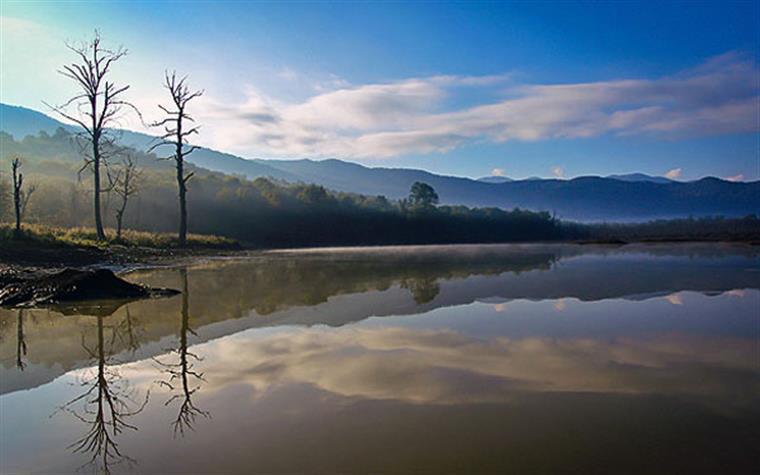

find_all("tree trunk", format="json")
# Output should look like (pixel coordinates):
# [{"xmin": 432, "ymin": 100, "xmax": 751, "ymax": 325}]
[
  {"xmin": 91, "ymin": 92, "xmax": 105, "ymax": 241},
  {"xmin": 94, "ymin": 157, "xmax": 105, "ymax": 240},
  {"xmin": 13, "ymin": 186, "xmax": 21, "ymax": 237},
  {"xmin": 176, "ymin": 116, "xmax": 187, "ymax": 247},
  {"xmin": 115, "ymin": 211, "xmax": 123, "ymax": 240},
  {"xmin": 12, "ymin": 162, "xmax": 22, "ymax": 239},
  {"xmin": 178, "ymin": 164, "xmax": 187, "ymax": 247}
]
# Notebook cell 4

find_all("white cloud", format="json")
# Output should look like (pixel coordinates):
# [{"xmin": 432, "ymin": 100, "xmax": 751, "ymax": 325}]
[
  {"xmin": 191, "ymin": 52, "xmax": 758, "ymax": 159},
  {"xmin": 551, "ymin": 166, "xmax": 566, "ymax": 178},
  {"xmin": 491, "ymin": 168, "xmax": 507, "ymax": 177},
  {"xmin": 665, "ymin": 168, "xmax": 683, "ymax": 179},
  {"xmin": 725, "ymin": 174, "xmax": 744, "ymax": 182}
]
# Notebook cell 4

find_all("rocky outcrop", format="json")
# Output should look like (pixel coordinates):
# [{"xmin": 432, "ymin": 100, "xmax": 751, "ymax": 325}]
[{"xmin": 0, "ymin": 268, "xmax": 179, "ymax": 307}]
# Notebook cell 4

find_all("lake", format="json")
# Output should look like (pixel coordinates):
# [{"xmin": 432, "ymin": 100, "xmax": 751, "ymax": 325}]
[{"xmin": 1, "ymin": 243, "xmax": 759, "ymax": 474}]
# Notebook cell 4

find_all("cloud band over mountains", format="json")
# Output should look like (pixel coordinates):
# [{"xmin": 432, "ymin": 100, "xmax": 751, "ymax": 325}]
[{"xmin": 197, "ymin": 52, "xmax": 759, "ymax": 159}]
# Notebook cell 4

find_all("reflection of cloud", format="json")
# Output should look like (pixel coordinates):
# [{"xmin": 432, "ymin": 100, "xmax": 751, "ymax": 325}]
[
  {"xmin": 492, "ymin": 303, "xmax": 508, "ymax": 312},
  {"xmin": 725, "ymin": 289, "xmax": 746, "ymax": 297},
  {"xmin": 176, "ymin": 326, "xmax": 758, "ymax": 407},
  {"xmin": 665, "ymin": 293, "xmax": 684, "ymax": 305},
  {"xmin": 553, "ymin": 299, "xmax": 567, "ymax": 311}
]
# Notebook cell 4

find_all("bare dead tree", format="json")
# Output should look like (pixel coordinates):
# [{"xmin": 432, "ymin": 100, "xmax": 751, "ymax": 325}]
[
  {"xmin": 107, "ymin": 155, "xmax": 142, "ymax": 240},
  {"xmin": 46, "ymin": 31, "xmax": 139, "ymax": 241},
  {"xmin": 11, "ymin": 157, "xmax": 36, "ymax": 238},
  {"xmin": 150, "ymin": 72, "xmax": 203, "ymax": 247}
]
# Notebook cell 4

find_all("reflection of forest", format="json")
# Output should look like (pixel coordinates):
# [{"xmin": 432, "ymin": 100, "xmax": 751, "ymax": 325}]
[{"xmin": 1, "ymin": 244, "xmax": 758, "ymax": 395}]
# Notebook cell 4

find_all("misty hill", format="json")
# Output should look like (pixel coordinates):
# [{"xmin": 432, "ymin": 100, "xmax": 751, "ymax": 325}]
[
  {"xmin": 2, "ymin": 103, "xmax": 758, "ymax": 221},
  {"xmin": 607, "ymin": 173, "xmax": 673, "ymax": 184},
  {"xmin": 478, "ymin": 176, "xmax": 513, "ymax": 184}
]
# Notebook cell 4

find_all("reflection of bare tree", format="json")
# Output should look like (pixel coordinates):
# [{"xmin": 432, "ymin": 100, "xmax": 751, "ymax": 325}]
[
  {"xmin": 115, "ymin": 306, "xmax": 143, "ymax": 354},
  {"xmin": 16, "ymin": 309, "xmax": 27, "ymax": 371},
  {"xmin": 58, "ymin": 314, "xmax": 148, "ymax": 474},
  {"xmin": 155, "ymin": 268, "xmax": 209, "ymax": 436}
]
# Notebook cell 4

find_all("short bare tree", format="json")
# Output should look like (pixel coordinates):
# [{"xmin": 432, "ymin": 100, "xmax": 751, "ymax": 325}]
[
  {"xmin": 107, "ymin": 156, "xmax": 142, "ymax": 240},
  {"xmin": 47, "ymin": 31, "xmax": 138, "ymax": 241},
  {"xmin": 11, "ymin": 157, "xmax": 36, "ymax": 238},
  {"xmin": 150, "ymin": 72, "xmax": 203, "ymax": 247}
]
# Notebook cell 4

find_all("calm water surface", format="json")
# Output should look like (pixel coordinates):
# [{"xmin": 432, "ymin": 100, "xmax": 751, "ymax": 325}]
[{"xmin": 1, "ymin": 243, "xmax": 759, "ymax": 474}]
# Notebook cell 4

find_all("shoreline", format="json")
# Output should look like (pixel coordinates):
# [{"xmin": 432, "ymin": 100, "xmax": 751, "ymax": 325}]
[{"xmin": 2, "ymin": 238, "xmax": 757, "ymax": 273}]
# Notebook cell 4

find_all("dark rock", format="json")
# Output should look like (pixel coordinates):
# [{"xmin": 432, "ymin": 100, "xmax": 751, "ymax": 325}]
[{"xmin": 0, "ymin": 268, "xmax": 179, "ymax": 307}]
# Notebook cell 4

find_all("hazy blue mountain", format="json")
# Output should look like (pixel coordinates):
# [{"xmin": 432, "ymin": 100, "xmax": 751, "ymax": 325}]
[
  {"xmin": 2, "ymin": 103, "xmax": 758, "ymax": 221},
  {"xmin": 0, "ymin": 103, "xmax": 78, "ymax": 138},
  {"xmin": 607, "ymin": 173, "xmax": 674, "ymax": 184},
  {"xmin": 0, "ymin": 103, "xmax": 299, "ymax": 182},
  {"xmin": 478, "ymin": 176, "xmax": 513, "ymax": 184}
]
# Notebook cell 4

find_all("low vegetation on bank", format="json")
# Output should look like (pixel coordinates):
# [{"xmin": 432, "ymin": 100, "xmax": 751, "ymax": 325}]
[{"xmin": 0, "ymin": 223, "xmax": 237, "ymax": 249}]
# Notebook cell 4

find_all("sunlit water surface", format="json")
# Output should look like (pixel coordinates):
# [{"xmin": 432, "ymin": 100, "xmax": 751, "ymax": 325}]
[{"xmin": 1, "ymin": 244, "xmax": 759, "ymax": 474}]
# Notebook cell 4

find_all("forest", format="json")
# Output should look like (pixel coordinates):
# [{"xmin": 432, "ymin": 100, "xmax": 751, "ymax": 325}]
[{"xmin": 0, "ymin": 129, "xmax": 567, "ymax": 246}]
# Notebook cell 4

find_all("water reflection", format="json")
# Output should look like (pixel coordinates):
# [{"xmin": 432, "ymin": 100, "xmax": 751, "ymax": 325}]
[
  {"xmin": 15, "ymin": 309, "xmax": 27, "ymax": 371},
  {"xmin": 2, "ymin": 244, "xmax": 757, "ymax": 391},
  {"xmin": 0, "ymin": 244, "xmax": 758, "ymax": 473},
  {"xmin": 56, "ymin": 314, "xmax": 149, "ymax": 474},
  {"xmin": 154, "ymin": 269, "xmax": 209, "ymax": 436}
]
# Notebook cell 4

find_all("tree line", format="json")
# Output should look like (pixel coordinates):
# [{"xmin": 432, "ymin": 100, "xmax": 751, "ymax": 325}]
[{"xmin": 0, "ymin": 128, "xmax": 566, "ymax": 246}]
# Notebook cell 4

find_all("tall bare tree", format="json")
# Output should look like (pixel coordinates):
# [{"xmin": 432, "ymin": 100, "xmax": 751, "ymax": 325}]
[
  {"xmin": 47, "ymin": 31, "xmax": 137, "ymax": 240},
  {"xmin": 107, "ymin": 155, "xmax": 142, "ymax": 240},
  {"xmin": 11, "ymin": 157, "xmax": 36, "ymax": 238},
  {"xmin": 150, "ymin": 72, "xmax": 203, "ymax": 247}
]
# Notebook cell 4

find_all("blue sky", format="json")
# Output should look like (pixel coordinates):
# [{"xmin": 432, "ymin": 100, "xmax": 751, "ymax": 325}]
[{"xmin": 1, "ymin": 1, "xmax": 758, "ymax": 180}]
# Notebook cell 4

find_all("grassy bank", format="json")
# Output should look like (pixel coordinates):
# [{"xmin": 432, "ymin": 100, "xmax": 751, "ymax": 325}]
[
  {"xmin": 0, "ymin": 223, "xmax": 240, "ymax": 268},
  {"xmin": 1, "ymin": 223, "xmax": 238, "ymax": 249}
]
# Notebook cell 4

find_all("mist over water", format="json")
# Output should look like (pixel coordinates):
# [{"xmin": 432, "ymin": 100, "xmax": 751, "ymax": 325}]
[{"xmin": 1, "ymin": 244, "xmax": 759, "ymax": 474}]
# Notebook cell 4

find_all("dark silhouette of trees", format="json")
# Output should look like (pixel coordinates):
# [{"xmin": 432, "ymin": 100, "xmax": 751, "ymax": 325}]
[
  {"xmin": 107, "ymin": 155, "xmax": 142, "ymax": 240},
  {"xmin": 11, "ymin": 157, "xmax": 36, "ymax": 238},
  {"xmin": 47, "ymin": 31, "xmax": 137, "ymax": 240},
  {"xmin": 409, "ymin": 181, "xmax": 439, "ymax": 210},
  {"xmin": 150, "ymin": 72, "xmax": 203, "ymax": 247},
  {"xmin": 154, "ymin": 268, "xmax": 209, "ymax": 436}
]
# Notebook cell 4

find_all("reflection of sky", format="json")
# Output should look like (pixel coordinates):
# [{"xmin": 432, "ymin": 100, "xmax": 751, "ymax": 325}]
[
  {"xmin": 1, "ymin": 289, "xmax": 759, "ymax": 474},
  {"xmin": 360, "ymin": 289, "xmax": 759, "ymax": 340}
]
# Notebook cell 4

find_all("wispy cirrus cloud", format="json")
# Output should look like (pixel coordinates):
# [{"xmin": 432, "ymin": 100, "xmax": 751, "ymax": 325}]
[{"xmin": 188, "ymin": 52, "xmax": 759, "ymax": 159}]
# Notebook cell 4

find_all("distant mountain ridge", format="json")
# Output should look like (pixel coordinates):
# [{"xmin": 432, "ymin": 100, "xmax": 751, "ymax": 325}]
[
  {"xmin": 2, "ymin": 103, "xmax": 758, "ymax": 221},
  {"xmin": 478, "ymin": 176, "xmax": 513, "ymax": 184},
  {"xmin": 607, "ymin": 173, "xmax": 674, "ymax": 184}
]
